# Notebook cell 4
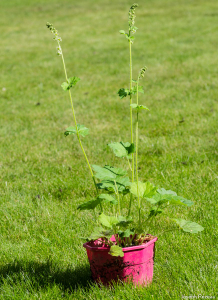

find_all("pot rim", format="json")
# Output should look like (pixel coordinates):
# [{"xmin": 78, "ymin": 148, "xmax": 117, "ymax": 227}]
[{"xmin": 83, "ymin": 236, "xmax": 158, "ymax": 252}]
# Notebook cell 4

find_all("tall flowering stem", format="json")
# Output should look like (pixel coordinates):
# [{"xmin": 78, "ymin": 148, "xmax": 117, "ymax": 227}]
[
  {"xmin": 128, "ymin": 3, "xmax": 138, "ymax": 182},
  {"xmin": 127, "ymin": 3, "xmax": 138, "ymax": 216},
  {"xmin": 136, "ymin": 67, "xmax": 147, "ymax": 224},
  {"xmin": 46, "ymin": 23, "xmax": 101, "ymax": 206}
]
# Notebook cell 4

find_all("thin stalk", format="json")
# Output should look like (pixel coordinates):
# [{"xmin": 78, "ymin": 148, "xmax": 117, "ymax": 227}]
[
  {"xmin": 129, "ymin": 34, "xmax": 134, "ymax": 182},
  {"xmin": 128, "ymin": 30, "xmax": 134, "ymax": 217},
  {"xmin": 92, "ymin": 176, "xmax": 103, "ymax": 212},
  {"xmin": 136, "ymin": 81, "xmax": 140, "ymax": 225},
  {"xmin": 59, "ymin": 42, "xmax": 94, "ymax": 178},
  {"xmin": 58, "ymin": 41, "xmax": 103, "ymax": 213},
  {"xmin": 127, "ymin": 158, "xmax": 132, "ymax": 171},
  {"xmin": 114, "ymin": 180, "xmax": 121, "ymax": 216}
]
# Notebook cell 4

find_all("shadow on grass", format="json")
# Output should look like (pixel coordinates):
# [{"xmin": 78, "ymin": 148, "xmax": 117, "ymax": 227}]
[{"xmin": 0, "ymin": 260, "xmax": 92, "ymax": 292}]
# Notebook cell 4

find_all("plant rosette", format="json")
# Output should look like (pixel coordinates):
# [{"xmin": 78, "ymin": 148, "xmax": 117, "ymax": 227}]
[{"xmin": 46, "ymin": 3, "xmax": 204, "ymax": 286}]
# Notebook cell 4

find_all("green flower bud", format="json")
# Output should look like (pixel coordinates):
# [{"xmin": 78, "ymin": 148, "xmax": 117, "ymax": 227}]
[
  {"xmin": 46, "ymin": 22, "xmax": 62, "ymax": 43},
  {"xmin": 138, "ymin": 66, "xmax": 147, "ymax": 80}
]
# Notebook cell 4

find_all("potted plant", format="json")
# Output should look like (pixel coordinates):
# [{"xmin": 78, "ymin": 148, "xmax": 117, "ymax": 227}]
[{"xmin": 46, "ymin": 3, "xmax": 204, "ymax": 286}]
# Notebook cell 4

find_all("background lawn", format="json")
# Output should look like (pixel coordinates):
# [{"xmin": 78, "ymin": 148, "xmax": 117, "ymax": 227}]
[{"xmin": 0, "ymin": 0, "xmax": 217, "ymax": 299}]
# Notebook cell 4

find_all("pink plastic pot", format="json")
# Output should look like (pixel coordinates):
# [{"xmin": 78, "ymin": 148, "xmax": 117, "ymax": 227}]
[{"xmin": 83, "ymin": 235, "xmax": 158, "ymax": 286}]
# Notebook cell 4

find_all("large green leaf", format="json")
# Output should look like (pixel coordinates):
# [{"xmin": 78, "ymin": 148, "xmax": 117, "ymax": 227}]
[
  {"xmin": 157, "ymin": 188, "xmax": 177, "ymax": 196},
  {"xmin": 99, "ymin": 213, "xmax": 118, "ymax": 228},
  {"xmin": 97, "ymin": 176, "xmax": 130, "ymax": 193},
  {"xmin": 130, "ymin": 181, "xmax": 157, "ymax": 198},
  {"xmin": 92, "ymin": 165, "xmax": 127, "ymax": 181},
  {"xmin": 116, "ymin": 176, "xmax": 131, "ymax": 190},
  {"xmin": 143, "ymin": 182, "xmax": 157, "ymax": 198},
  {"xmin": 108, "ymin": 142, "xmax": 135, "ymax": 159},
  {"xmin": 130, "ymin": 181, "xmax": 147, "ymax": 198},
  {"xmin": 146, "ymin": 189, "xmax": 193, "ymax": 206},
  {"xmin": 64, "ymin": 124, "xmax": 89, "ymax": 137},
  {"xmin": 173, "ymin": 219, "xmax": 204, "ymax": 233},
  {"xmin": 77, "ymin": 198, "xmax": 101, "ymax": 210},
  {"xmin": 173, "ymin": 196, "xmax": 193, "ymax": 206},
  {"xmin": 109, "ymin": 245, "xmax": 124, "ymax": 257},
  {"xmin": 97, "ymin": 181, "xmax": 115, "ymax": 191},
  {"xmin": 98, "ymin": 194, "xmax": 117, "ymax": 205},
  {"xmin": 89, "ymin": 227, "xmax": 113, "ymax": 240}
]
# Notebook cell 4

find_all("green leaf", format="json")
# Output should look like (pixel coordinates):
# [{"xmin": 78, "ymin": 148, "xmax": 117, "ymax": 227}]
[
  {"xmin": 109, "ymin": 245, "xmax": 124, "ymax": 257},
  {"xmin": 130, "ymin": 104, "xmax": 149, "ymax": 111},
  {"xmin": 61, "ymin": 76, "xmax": 80, "ymax": 91},
  {"xmin": 64, "ymin": 124, "xmax": 89, "ymax": 137},
  {"xmin": 117, "ymin": 216, "xmax": 133, "ymax": 227},
  {"xmin": 132, "ymin": 85, "xmax": 144, "ymax": 94},
  {"xmin": 130, "ymin": 181, "xmax": 157, "ymax": 198},
  {"xmin": 130, "ymin": 181, "xmax": 147, "ymax": 198},
  {"xmin": 108, "ymin": 142, "xmax": 127, "ymax": 158},
  {"xmin": 97, "ymin": 181, "xmax": 115, "ymax": 191},
  {"xmin": 121, "ymin": 142, "xmax": 135, "ymax": 158},
  {"xmin": 143, "ymin": 182, "xmax": 158, "ymax": 198},
  {"xmin": 89, "ymin": 227, "xmax": 113, "ymax": 240},
  {"xmin": 147, "ymin": 190, "xmax": 193, "ymax": 207},
  {"xmin": 157, "ymin": 189, "xmax": 193, "ymax": 206},
  {"xmin": 126, "ymin": 36, "xmax": 135, "ymax": 42},
  {"xmin": 61, "ymin": 82, "xmax": 69, "ymax": 91},
  {"xmin": 99, "ymin": 213, "xmax": 118, "ymax": 228},
  {"xmin": 148, "ymin": 206, "xmax": 163, "ymax": 217},
  {"xmin": 132, "ymin": 79, "xmax": 138, "ymax": 83},
  {"xmin": 157, "ymin": 188, "xmax": 177, "ymax": 196},
  {"xmin": 173, "ymin": 219, "xmax": 204, "ymax": 233},
  {"xmin": 98, "ymin": 194, "xmax": 117, "ymax": 205},
  {"xmin": 68, "ymin": 76, "xmax": 80, "ymax": 86},
  {"xmin": 115, "ymin": 176, "xmax": 131, "ymax": 191},
  {"xmin": 92, "ymin": 165, "xmax": 127, "ymax": 181},
  {"xmin": 97, "ymin": 176, "xmax": 130, "ymax": 193},
  {"xmin": 174, "ymin": 196, "xmax": 193, "ymax": 206},
  {"xmin": 118, "ymin": 228, "xmax": 134, "ymax": 238},
  {"xmin": 117, "ymin": 88, "xmax": 130, "ymax": 99},
  {"xmin": 119, "ymin": 30, "xmax": 126, "ymax": 34},
  {"xmin": 77, "ymin": 198, "xmax": 101, "ymax": 210},
  {"xmin": 108, "ymin": 142, "xmax": 135, "ymax": 158}
]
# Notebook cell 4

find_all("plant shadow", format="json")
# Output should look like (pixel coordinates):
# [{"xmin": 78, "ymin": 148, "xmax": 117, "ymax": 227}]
[{"xmin": 0, "ymin": 260, "xmax": 92, "ymax": 293}]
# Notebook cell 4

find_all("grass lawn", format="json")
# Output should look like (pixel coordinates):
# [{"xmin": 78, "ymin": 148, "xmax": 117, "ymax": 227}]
[{"xmin": 0, "ymin": 0, "xmax": 217, "ymax": 299}]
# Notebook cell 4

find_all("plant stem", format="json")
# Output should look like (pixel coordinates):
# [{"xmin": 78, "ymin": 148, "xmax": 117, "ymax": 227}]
[
  {"xmin": 128, "ymin": 30, "xmax": 134, "ymax": 217},
  {"xmin": 127, "ymin": 158, "xmax": 132, "ymax": 171},
  {"xmin": 114, "ymin": 180, "xmax": 121, "ymax": 216},
  {"xmin": 129, "ymin": 35, "xmax": 134, "ymax": 182},
  {"xmin": 58, "ymin": 42, "xmax": 99, "ymax": 193},
  {"xmin": 136, "ymin": 81, "xmax": 140, "ymax": 225},
  {"xmin": 92, "ymin": 176, "xmax": 103, "ymax": 212}
]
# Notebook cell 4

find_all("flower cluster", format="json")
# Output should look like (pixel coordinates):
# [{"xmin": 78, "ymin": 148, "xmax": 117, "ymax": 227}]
[
  {"xmin": 46, "ymin": 22, "xmax": 62, "ymax": 55},
  {"xmin": 128, "ymin": 3, "xmax": 139, "ymax": 33},
  {"xmin": 46, "ymin": 22, "xmax": 62, "ymax": 41},
  {"xmin": 138, "ymin": 66, "xmax": 147, "ymax": 80}
]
